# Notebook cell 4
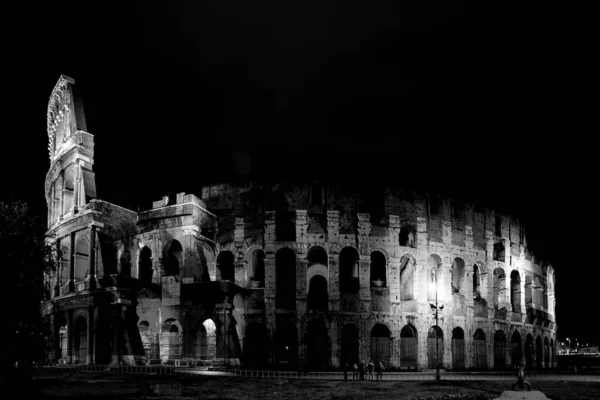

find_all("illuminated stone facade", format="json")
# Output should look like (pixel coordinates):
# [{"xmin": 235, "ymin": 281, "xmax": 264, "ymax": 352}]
[{"xmin": 41, "ymin": 75, "xmax": 557, "ymax": 370}]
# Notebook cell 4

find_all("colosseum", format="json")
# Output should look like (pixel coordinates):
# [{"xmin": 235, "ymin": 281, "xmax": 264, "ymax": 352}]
[{"xmin": 41, "ymin": 75, "xmax": 558, "ymax": 371}]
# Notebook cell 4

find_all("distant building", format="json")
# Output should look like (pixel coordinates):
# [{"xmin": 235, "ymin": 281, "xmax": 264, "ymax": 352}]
[{"xmin": 41, "ymin": 75, "xmax": 558, "ymax": 369}]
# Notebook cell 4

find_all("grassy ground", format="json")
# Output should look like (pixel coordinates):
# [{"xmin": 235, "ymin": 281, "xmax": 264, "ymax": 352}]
[{"xmin": 5, "ymin": 369, "xmax": 599, "ymax": 400}]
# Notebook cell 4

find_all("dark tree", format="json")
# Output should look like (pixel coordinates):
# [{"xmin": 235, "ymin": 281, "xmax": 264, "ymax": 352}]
[{"xmin": 0, "ymin": 201, "xmax": 55, "ymax": 379}]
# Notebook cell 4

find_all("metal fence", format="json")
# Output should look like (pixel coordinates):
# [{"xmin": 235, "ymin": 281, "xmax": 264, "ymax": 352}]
[{"xmin": 37, "ymin": 364, "xmax": 600, "ymax": 382}]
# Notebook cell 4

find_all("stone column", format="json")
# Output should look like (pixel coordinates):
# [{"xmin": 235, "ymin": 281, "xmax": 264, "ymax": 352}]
[
  {"xmin": 295, "ymin": 210, "xmax": 308, "ymax": 244},
  {"xmin": 87, "ymin": 306, "xmax": 94, "ymax": 364},
  {"xmin": 88, "ymin": 224, "xmax": 97, "ymax": 290},
  {"xmin": 416, "ymin": 217, "xmax": 427, "ymax": 248},
  {"xmin": 68, "ymin": 231, "xmax": 75, "ymax": 293},
  {"xmin": 66, "ymin": 309, "xmax": 74, "ymax": 364},
  {"xmin": 388, "ymin": 257, "xmax": 401, "ymax": 303},
  {"xmin": 465, "ymin": 225, "xmax": 474, "ymax": 249},
  {"xmin": 296, "ymin": 258, "xmax": 308, "ymax": 314},
  {"xmin": 327, "ymin": 210, "xmax": 339, "ymax": 243},
  {"xmin": 264, "ymin": 211, "xmax": 276, "ymax": 244},
  {"xmin": 264, "ymin": 252, "xmax": 276, "ymax": 362},
  {"xmin": 329, "ymin": 253, "xmax": 340, "ymax": 309},
  {"xmin": 442, "ymin": 221, "xmax": 452, "ymax": 245},
  {"xmin": 359, "ymin": 255, "xmax": 371, "ymax": 302},
  {"xmin": 54, "ymin": 239, "xmax": 61, "ymax": 297}
]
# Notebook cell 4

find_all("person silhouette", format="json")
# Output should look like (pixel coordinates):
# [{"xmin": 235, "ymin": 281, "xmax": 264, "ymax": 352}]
[{"xmin": 512, "ymin": 364, "xmax": 531, "ymax": 391}]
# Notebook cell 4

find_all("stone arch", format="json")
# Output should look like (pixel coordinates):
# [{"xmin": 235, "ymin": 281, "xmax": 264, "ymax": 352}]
[
  {"xmin": 243, "ymin": 323, "xmax": 268, "ymax": 368},
  {"xmin": 202, "ymin": 319, "xmax": 217, "ymax": 360},
  {"xmin": 340, "ymin": 324, "xmax": 359, "ymax": 366},
  {"xmin": 138, "ymin": 246, "xmax": 153, "ymax": 283},
  {"xmin": 427, "ymin": 325, "xmax": 444, "ymax": 369},
  {"xmin": 162, "ymin": 239, "xmax": 183, "ymax": 276},
  {"xmin": 525, "ymin": 333, "xmax": 534, "ymax": 368},
  {"xmin": 451, "ymin": 327, "xmax": 465, "ymax": 370},
  {"xmin": 493, "ymin": 267, "xmax": 506, "ymax": 309},
  {"xmin": 451, "ymin": 258, "xmax": 465, "ymax": 294},
  {"xmin": 307, "ymin": 263, "xmax": 328, "ymax": 289},
  {"xmin": 339, "ymin": 246, "xmax": 359, "ymax": 293},
  {"xmin": 275, "ymin": 247, "xmax": 296, "ymax": 309},
  {"xmin": 119, "ymin": 249, "xmax": 131, "ymax": 278},
  {"xmin": 247, "ymin": 247, "xmax": 265, "ymax": 288},
  {"xmin": 427, "ymin": 254, "xmax": 443, "ymax": 301},
  {"xmin": 160, "ymin": 318, "xmax": 182, "ymax": 361},
  {"xmin": 400, "ymin": 324, "xmax": 418, "ymax": 369},
  {"xmin": 370, "ymin": 250, "xmax": 387, "ymax": 287},
  {"xmin": 399, "ymin": 254, "xmax": 416, "ymax": 300},
  {"xmin": 473, "ymin": 329, "xmax": 487, "ymax": 369},
  {"xmin": 216, "ymin": 250, "xmax": 235, "ymax": 281},
  {"xmin": 494, "ymin": 330, "xmax": 507, "ymax": 369},
  {"xmin": 510, "ymin": 270, "xmax": 521, "ymax": 313},
  {"xmin": 73, "ymin": 315, "xmax": 87, "ymax": 364},
  {"xmin": 306, "ymin": 318, "xmax": 331, "ymax": 368},
  {"xmin": 371, "ymin": 323, "xmax": 391, "ymax": 368},
  {"xmin": 307, "ymin": 274, "xmax": 328, "ymax": 311},
  {"xmin": 399, "ymin": 224, "xmax": 416, "ymax": 247},
  {"xmin": 536, "ymin": 335, "xmax": 542, "ymax": 368},
  {"xmin": 307, "ymin": 245, "xmax": 328, "ymax": 267},
  {"xmin": 511, "ymin": 330, "xmax": 522, "ymax": 367},
  {"xmin": 544, "ymin": 336, "xmax": 550, "ymax": 368},
  {"xmin": 74, "ymin": 235, "xmax": 89, "ymax": 283}
]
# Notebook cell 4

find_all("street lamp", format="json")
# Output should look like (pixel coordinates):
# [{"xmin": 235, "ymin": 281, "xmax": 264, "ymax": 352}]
[{"xmin": 429, "ymin": 280, "xmax": 443, "ymax": 381}]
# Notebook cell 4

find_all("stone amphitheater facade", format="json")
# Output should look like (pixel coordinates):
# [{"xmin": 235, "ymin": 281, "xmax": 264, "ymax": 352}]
[{"xmin": 41, "ymin": 75, "xmax": 557, "ymax": 370}]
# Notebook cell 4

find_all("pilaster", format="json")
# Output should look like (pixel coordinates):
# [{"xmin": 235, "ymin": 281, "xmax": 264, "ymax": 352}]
[
  {"xmin": 416, "ymin": 217, "xmax": 427, "ymax": 248},
  {"xmin": 327, "ymin": 210, "xmax": 339, "ymax": 242}
]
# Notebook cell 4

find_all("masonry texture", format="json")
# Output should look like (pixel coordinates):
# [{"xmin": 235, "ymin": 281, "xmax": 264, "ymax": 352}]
[{"xmin": 41, "ymin": 75, "xmax": 557, "ymax": 371}]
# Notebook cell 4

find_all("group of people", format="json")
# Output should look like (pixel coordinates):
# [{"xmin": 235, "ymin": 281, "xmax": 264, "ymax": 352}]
[{"xmin": 343, "ymin": 360, "xmax": 385, "ymax": 381}]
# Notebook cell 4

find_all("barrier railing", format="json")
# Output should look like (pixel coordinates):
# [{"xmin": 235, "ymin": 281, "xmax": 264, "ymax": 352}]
[{"xmin": 37, "ymin": 364, "xmax": 600, "ymax": 382}]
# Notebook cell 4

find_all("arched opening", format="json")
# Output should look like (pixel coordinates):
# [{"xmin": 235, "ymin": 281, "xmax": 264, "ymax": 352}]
[
  {"xmin": 493, "ymin": 268, "xmax": 506, "ymax": 310},
  {"xmin": 451, "ymin": 258, "xmax": 465, "ymax": 294},
  {"xmin": 399, "ymin": 224, "xmax": 416, "ymax": 247},
  {"xmin": 451, "ymin": 327, "xmax": 465, "ymax": 370},
  {"xmin": 371, "ymin": 324, "xmax": 391, "ymax": 368},
  {"xmin": 339, "ymin": 247, "xmax": 359, "ymax": 293},
  {"xmin": 533, "ymin": 277, "xmax": 543, "ymax": 309},
  {"xmin": 493, "ymin": 239, "xmax": 505, "ymax": 262},
  {"xmin": 275, "ymin": 319, "xmax": 297, "ymax": 365},
  {"xmin": 494, "ymin": 330, "xmax": 507, "ymax": 369},
  {"xmin": 340, "ymin": 324, "xmax": 359, "ymax": 366},
  {"xmin": 307, "ymin": 246, "xmax": 328, "ymax": 267},
  {"xmin": 249, "ymin": 249, "xmax": 265, "ymax": 287},
  {"xmin": 161, "ymin": 318, "xmax": 182, "ymax": 360},
  {"xmin": 243, "ymin": 323, "xmax": 268, "ymax": 368},
  {"xmin": 550, "ymin": 339, "xmax": 555, "ymax": 366},
  {"xmin": 74, "ymin": 236, "xmax": 89, "ymax": 283},
  {"xmin": 162, "ymin": 240, "xmax": 183, "ymax": 276},
  {"xmin": 473, "ymin": 329, "xmax": 487, "ymax": 369},
  {"xmin": 525, "ymin": 275, "xmax": 533, "ymax": 307},
  {"xmin": 138, "ymin": 321, "xmax": 157, "ymax": 361},
  {"xmin": 370, "ymin": 251, "xmax": 387, "ymax": 287},
  {"xmin": 216, "ymin": 250, "xmax": 235, "ymax": 281},
  {"xmin": 511, "ymin": 330, "xmax": 522, "ymax": 367},
  {"xmin": 73, "ymin": 316, "xmax": 87, "ymax": 364},
  {"xmin": 427, "ymin": 255, "xmax": 442, "ymax": 301},
  {"xmin": 59, "ymin": 242, "xmax": 70, "ymax": 288},
  {"xmin": 306, "ymin": 319, "xmax": 330, "ymax": 368},
  {"xmin": 307, "ymin": 275, "xmax": 328, "ymax": 311},
  {"xmin": 119, "ymin": 249, "xmax": 131, "ymax": 278},
  {"xmin": 400, "ymin": 324, "xmax": 418, "ymax": 369},
  {"xmin": 510, "ymin": 270, "xmax": 521, "ymax": 313},
  {"xmin": 473, "ymin": 264, "xmax": 481, "ymax": 299},
  {"xmin": 427, "ymin": 325, "xmax": 444, "ymax": 369},
  {"xmin": 399, "ymin": 255, "xmax": 415, "ymax": 300},
  {"xmin": 202, "ymin": 319, "xmax": 216, "ymax": 360},
  {"xmin": 139, "ymin": 246, "xmax": 153, "ymax": 283},
  {"xmin": 59, "ymin": 323, "xmax": 68, "ymax": 361},
  {"xmin": 275, "ymin": 248, "xmax": 296, "ymax": 310},
  {"xmin": 525, "ymin": 334, "xmax": 534, "ymax": 369},
  {"xmin": 544, "ymin": 337, "xmax": 550, "ymax": 368},
  {"xmin": 536, "ymin": 336, "xmax": 542, "ymax": 369}
]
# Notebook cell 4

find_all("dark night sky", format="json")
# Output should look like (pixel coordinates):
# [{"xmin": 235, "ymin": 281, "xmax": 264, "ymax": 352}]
[{"xmin": 4, "ymin": 1, "xmax": 595, "ymax": 344}]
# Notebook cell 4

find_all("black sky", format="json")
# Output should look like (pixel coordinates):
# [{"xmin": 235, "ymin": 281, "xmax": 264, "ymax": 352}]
[{"xmin": 4, "ymin": 1, "xmax": 595, "ymax": 344}]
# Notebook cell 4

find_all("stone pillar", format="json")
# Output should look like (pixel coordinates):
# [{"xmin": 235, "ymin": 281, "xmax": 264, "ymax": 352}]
[
  {"xmin": 234, "ymin": 218, "xmax": 245, "ymax": 286},
  {"xmin": 54, "ymin": 239, "xmax": 61, "ymax": 297},
  {"xmin": 66, "ymin": 309, "xmax": 74, "ymax": 364},
  {"xmin": 111, "ymin": 306, "xmax": 122, "ymax": 365},
  {"xmin": 265, "ymin": 211, "xmax": 276, "ymax": 244},
  {"xmin": 442, "ymin": 221, "xmax": 452, "ymax": 245},
  {"xmin": 465, "ymin": 225, "xmax": 473, "ymax": 249},
  {"xmin": 264, "ymin": 252, "xmax": 276, "ymax": 361},
  {"xmin": 295, "ymin": 210, "xmax": 308, "ymax": 244},
  {"xmin": 87, "ymin": 306, "xmax": 94, "ymax": 364},
  {"xmin": 329, "ymin": 253, "xmax": 340, "ymax": 306},
  {"xmin": 327, "ymin": 210, "xmax": 339, "ymax": 243},
  {"xmin": 359, "ymin": 255, "xmax": 371, "ymax": 302},
  {"xmin": 68, "ymin": 231, "xmax": 75, "ymax": 293},
  {"xmin": 296, "ymin": 259, "xmax": 308, "ymax": 314},
  {"xmin": 416, "ymin": 217, "xmax": 427, "ymax": 248},
  {"xmin": 88, "ymin": 224, "xmax": 97, "ymax": 290},
  {"xmin": 389, "ymin": 215, "xmax": 400, "ymax": 245},
  {"xmin": 388, "ymin": 257, "xmax": 400, "ymax": 303}
]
